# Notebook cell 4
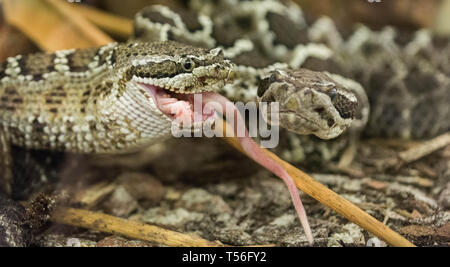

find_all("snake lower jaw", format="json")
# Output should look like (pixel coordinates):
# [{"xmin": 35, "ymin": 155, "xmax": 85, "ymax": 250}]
[{"xmin": 139, "ymin": 82, "xmax": 217, "ymax": 130}]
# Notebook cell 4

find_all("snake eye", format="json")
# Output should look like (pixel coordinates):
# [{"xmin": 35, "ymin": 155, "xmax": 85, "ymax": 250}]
[
  {"xmin": 328, "ymin": 88, "xmax": 337, "ymax": 101},
  {"xmin": 182, "ymin": 58, "xmax": 195, "ymax": 71}
]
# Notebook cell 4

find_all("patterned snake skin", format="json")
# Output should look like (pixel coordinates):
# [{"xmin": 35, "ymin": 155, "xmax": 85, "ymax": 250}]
[
  {"xmin": 132, "ymin": 0, "xmax": 449, "ymax": 165},
  {"xmin": 0, "ymin": 0, "xmax": 358, "ymax": 245},
  {"xmin": 0, "ymin": 0, "xmax": 449, "ymax": 246}
]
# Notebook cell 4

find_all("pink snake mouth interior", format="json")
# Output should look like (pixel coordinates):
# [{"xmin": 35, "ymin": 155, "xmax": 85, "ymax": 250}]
[{"xmin": 140, "ymin": 83, "xmax": 216, "ymax": 125}]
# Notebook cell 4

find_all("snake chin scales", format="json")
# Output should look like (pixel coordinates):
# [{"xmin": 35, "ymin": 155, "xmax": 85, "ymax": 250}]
[{"xmin": 258, "ymin": 69, "xmax": 357, "ymax": 139}]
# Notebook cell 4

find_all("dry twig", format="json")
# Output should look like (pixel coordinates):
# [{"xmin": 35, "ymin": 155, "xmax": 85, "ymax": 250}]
[
  {"xmin": 51, "ymin": 208, "xmax": 228, "ymax": 247},
  {"xmin": 3, "ymin": 0, "xmax": 112, "ymax": 51},
  {"xmin": 378, "ymin": 132, "xmax": 450, "ymax": 171},
  {"xmin": 70, "ymin": 4, "xmax": 133, "ymax": 38}
]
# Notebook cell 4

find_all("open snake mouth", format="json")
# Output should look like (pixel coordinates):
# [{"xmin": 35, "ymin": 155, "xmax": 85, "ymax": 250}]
[{"xmin": 139, "ymin": 83, "xmax": 216, "ymax": 126}]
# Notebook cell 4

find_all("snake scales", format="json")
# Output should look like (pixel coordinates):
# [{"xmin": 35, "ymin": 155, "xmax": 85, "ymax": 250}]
[
  {"xmin": 132, "ymin": 0, "xmax": 450, "ymax": 163},
  {"xmin": 0, "ymin": 0, "xmax": 449, "ymax": 246}
]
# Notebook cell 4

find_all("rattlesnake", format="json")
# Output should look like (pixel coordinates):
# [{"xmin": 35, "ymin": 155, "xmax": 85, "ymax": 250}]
[
  {"xmin": 0, "ymin": 0, "xmax": 448, "ymax": 246},
  {"xmin": 133, "ymin": 0, "xmax": 449, "ymax": 164}
]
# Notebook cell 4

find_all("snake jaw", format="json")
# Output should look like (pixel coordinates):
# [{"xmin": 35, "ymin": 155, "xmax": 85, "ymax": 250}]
[{"xmin": 139, "ymin": 82, "xmax": 217, "ymax": 130}]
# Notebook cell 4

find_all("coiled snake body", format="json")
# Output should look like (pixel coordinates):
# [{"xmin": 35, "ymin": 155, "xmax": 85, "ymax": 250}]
[
  {"xmin": 133, "ymin": 0, "xmax": 450, "ymax": 163},
  {"xmin": 0, "ymin": 0, "xmax": 449, "ymax": 246}
]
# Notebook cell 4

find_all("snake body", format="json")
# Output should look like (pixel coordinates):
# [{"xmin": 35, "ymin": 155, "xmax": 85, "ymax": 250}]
[
  {"xmin": 0, "ymin": 0, "xmax": 449, "ymax": 246},
  {"xmin": 0, "ymin": 41, "xmax": 235, "ymax": 154},
  {"xmin": 131, "ymin": 0, "xmax": 450, "ymax": 164}
]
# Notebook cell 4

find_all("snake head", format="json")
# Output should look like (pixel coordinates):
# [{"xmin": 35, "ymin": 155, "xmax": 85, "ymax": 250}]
[
  {"xmin": 117, "ymin": 41, "xmax": 234, "ymax": 94},
  {"xmin": 257, "ymin": 69, "xmax": 358, "ymax": 139},
  {"xmin": 101, "ymin": 41, "xmax": 235, "ymax": 147}
]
